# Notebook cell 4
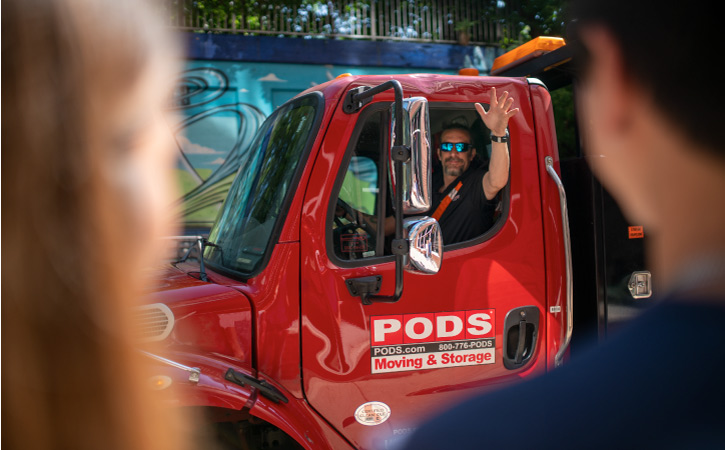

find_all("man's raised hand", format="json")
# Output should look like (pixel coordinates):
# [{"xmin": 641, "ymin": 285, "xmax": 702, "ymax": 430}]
[{"xmin": 475, "ymin": 87, "xmax": 519, "ymax": 137}]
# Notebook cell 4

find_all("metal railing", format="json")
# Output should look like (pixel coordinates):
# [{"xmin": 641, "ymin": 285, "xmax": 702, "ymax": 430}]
[{"xmin": 164, "ymin": 0, "xmax": 521, "ymax": 45}]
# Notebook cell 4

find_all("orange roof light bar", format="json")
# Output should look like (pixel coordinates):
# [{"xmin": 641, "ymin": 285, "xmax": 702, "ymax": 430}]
[{"xmin": 491, "ymin": 36, "xmax": 566, "ymax": 75}]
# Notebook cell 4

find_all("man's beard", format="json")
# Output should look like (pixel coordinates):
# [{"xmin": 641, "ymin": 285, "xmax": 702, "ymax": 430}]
[
  {"xmin": 443, "ymin": 166, "xmax": 463, "ymax": 177},
  {"xmin": 443, "ymin": 158, "xmax": 465, "ymax": 177}
]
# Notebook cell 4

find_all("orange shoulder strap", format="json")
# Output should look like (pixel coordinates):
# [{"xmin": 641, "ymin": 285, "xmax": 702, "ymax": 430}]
[{"xmin": 431, "ymin": 181, "xmax": 463, "ymax": 221}]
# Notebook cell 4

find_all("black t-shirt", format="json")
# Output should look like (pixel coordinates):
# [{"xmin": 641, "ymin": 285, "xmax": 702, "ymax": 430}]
[{"xmin": 427, "ymin": 164, "xmax": 498, "ymax": 245}]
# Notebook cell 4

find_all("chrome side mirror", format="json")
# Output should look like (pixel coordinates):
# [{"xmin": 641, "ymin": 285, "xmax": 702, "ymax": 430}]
[
  {"xmin": 404, "ymin": 216, "xmax": 443, "ymax": 274},
  {"xmin": 390, "ymin": 97, "xmax": 432, "ymax": 214}
]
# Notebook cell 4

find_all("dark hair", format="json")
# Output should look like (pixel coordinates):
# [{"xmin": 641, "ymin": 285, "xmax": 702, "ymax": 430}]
[
  {"xmin": 567, "ymin": 0, "xmax": 724, "ymax": 158},
  {"xmin": 441, "ymin": 124, "xmax": 472, "ymax": 141},
  {"xmin": 2, "ymin": 0, "xmax": 187, "ymax": 448}
]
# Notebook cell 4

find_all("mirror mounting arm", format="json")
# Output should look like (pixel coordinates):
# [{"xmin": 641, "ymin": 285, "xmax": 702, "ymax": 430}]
[
  {"xmin": 343, "ymin": 81, "xmax": 408, "ymax": 305},
  {"xmin": 391, "ymin": 239, "xmax": 410, "ymax": 255},
  {"xmin": 363, "ymin": 145, "xmax": 405, "ymax": 304},
  {"xmin": 342, "ymin": 86, "xmax": 373, "ymax": 114},
  {"xmin": 391, "ymin": 145, "xmax": 411, "ymax": 163}
]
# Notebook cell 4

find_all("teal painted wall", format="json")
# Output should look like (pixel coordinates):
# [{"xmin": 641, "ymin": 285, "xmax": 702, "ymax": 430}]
[{"xmin": 172, "ymin": 34, "xmax": 502, "ymax": 230}]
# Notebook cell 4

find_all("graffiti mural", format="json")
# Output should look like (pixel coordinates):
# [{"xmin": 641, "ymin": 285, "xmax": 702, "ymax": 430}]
[
  {"xmin": 463, "ymin": 45, "xmax": 500, "ymax": 74},
  {"xmin": 170, "ymin": 67, "xmax": 265, "ymax": 231},
  {"xmin": 171, "ymin": 42, "xmax": 500, "ymax": 232}
]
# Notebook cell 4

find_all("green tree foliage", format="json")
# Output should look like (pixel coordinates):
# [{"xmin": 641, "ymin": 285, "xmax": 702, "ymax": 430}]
[
  {"xmin": 551, "ymin": 85, "xmax": 578, "ymax": 160},
  {"xmin": 172, "ymin": 0, "xmax": 567, "ymax": 44},
  {"xmin": 505, "ymin": 0, "xmax": 566, "ymax": 38},
  {"xmin": 485, "ymin": 0, "xmax": 567, "ymax": 49},
  {"xmin": 173, "ymin": 0, "xmax": 372, "ymax": 35}
]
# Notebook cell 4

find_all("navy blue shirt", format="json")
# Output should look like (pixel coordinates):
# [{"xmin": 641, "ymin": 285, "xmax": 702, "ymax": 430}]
[{"xmin": 401, "ymin": 297, "xmax": 725, "ymax": 449}]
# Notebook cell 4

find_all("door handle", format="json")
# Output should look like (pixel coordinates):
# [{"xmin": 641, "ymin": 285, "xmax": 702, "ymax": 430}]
[
  {"xmin": 628, "ymin": 271, "xmax": 652, "ymax": 299},
  {"xmin": 503, "ymin": 306, "xmax": 539, "ymax": 370}
]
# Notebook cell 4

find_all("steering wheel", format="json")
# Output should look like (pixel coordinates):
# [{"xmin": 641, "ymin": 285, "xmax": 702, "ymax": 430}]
[{"xmin": 334, "ymin": 198, "xmax": 377, "ymax": 255}]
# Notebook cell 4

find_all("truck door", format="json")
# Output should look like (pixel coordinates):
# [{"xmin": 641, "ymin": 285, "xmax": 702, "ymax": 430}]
[{"xmin": 300, "ymin": 80, "xmax": 552, "ymax": 449}]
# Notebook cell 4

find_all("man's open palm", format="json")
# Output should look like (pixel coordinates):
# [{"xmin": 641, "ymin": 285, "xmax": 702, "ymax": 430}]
[{"xmin": 475, "ymin": 87, "xmax": 519, "ymax": 136}]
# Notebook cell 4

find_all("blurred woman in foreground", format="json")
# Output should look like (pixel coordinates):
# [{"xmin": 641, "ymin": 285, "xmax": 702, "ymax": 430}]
[{"xmin": 2, "ymin": 0, "xmax": 188, "ymax": 448}]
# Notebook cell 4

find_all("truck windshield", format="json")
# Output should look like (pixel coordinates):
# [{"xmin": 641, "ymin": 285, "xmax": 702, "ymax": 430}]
[{"xmin": 204, "ymin": 92, "xmax": 323, "ymax": 276}]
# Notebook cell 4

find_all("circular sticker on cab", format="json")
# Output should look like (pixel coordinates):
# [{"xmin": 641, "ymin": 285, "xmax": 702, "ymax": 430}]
[{"xmin": 354, "ymin": 401, "xmax": 391, "ymax": 426}]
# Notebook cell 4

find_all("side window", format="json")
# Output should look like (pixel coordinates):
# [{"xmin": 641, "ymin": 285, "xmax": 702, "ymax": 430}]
[
  {"xmin": 330, "ymin": 103, "xmax": 509, "ymax": 262},
  {"xmin": 428, "ymin": 104, "xmax": 508, "ymax": 246},
  {"xmin": 331, "ymin": 108, "xmax": 389, "ymax": 261}
]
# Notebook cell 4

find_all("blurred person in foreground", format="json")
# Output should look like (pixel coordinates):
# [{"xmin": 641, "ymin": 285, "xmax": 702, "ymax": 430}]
[
  {"xmin": 2, "ymin": 0, "xmax": 189, "ymax": 448},
  {"xmin": 401, "ymin": 1, "xmax": 725, "ymax": 449}
]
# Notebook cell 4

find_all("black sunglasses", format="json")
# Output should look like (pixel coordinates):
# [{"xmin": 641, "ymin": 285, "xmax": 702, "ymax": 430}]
[{"xmin": 440, "ymin": 142, "xmax": 472, "ymax": 152}]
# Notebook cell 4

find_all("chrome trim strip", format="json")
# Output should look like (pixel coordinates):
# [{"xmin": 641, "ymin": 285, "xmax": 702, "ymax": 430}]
[
  {"xmin": 141, "ymin": 350, "xmax": 201, "ymax": 383},
  {"xmin": 545, "ymin": 156, "xmax": 573, "ymax": 367}
]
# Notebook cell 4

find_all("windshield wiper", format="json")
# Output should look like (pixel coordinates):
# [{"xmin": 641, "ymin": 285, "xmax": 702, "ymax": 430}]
[{"xmin": 171, "ymin": 236, "xmax": 222, "ymax": 282}]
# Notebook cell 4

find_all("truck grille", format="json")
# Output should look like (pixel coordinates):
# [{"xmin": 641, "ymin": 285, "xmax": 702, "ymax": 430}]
[{"xmin": 134, "ymin": 304, "xmax": 174, "ymax": 342}]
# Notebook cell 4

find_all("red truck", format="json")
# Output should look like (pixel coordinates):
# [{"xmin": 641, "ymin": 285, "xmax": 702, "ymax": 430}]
[{"xmin": 138, "ymin": 38, "xmax": 649, "ymax": 449}]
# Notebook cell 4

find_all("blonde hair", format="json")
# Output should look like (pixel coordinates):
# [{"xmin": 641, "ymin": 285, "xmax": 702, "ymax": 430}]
[{"xmin": 2, "ymin": 0, "xmax": 187, "ymax": 448}]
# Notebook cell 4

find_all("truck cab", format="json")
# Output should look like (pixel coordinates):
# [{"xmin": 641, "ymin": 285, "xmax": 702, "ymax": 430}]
[
  {"xmin": 492, "ymin": 36, "xmax": 652, "ymax": 349},
  {"xmin": 140, "ymin": 71, "xmax": 571, "ymax": 449}
]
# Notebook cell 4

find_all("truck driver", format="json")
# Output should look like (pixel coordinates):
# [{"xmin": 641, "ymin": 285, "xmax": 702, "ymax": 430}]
[
  {"xmin": 428, "ymin": 87, "xmax": 519, "ymax": 244},
  {"xmin": 332, "ymin": 87, "xmax": 519, "ymax": 256}
]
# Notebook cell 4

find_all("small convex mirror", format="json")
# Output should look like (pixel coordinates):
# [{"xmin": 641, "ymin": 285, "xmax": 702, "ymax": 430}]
[
  {"xmin": 390, "ymin": 97, "xmax": 432, "ymax": 214},
  {"xmin": 403, "ymin": 216, "xmax": 443, "ymax": 274}
]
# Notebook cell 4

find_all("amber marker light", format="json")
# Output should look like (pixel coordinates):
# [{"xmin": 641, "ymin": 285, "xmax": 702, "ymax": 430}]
[
  {"xmin": 148, "ymin": 375, "xmax": 173, "ymax": 390},
  {"xmin": 458, "ymin": 68, "xmax": 480, "ymax": 76}
]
